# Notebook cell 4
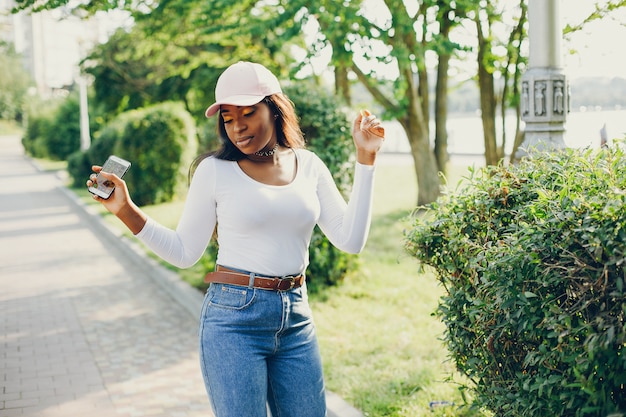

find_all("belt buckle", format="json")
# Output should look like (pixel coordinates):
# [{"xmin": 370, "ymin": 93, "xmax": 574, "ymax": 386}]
[{"xmin": 277, "ymin": 276, "xmax": 296, "ymax": 291}]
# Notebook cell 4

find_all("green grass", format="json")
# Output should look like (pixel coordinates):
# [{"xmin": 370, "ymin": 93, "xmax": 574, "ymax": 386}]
[
  {"xmin": 0, "ymin": 120, "xmax": 23, "ymax": 135},
  {"xmin": 69, "ymin": 157, "xmax": 484, "ymax": 417},
  {"xmin": 309, "ymin": 161, "xmax": 483, "ymax": 417},
  {"xmin": 32, "ymin": 158, "xmax": 68, "ymax": 172}
]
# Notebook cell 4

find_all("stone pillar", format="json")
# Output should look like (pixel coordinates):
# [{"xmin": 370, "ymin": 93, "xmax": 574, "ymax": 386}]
[
  {"xmin": 78, "ymin": 74, "xmax": 91, "ymax": 151},
  {"xmin": 77, "ymin": 38, "xmax": 93, "ymax": 151},
  {"xmin": 516, "ymin": 0, "xmax": 568, "ymax": 159}
]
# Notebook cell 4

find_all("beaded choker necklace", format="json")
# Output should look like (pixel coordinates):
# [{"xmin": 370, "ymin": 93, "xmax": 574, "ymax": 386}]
[{"xmin": 254, "ymin": 142, "xmax": 278, "ymax": 157}]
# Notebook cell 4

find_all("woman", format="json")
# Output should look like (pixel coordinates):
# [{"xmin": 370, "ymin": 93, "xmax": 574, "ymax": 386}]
[{"xmin": 87, "ymin": 61, "xmax": 385, "ymax": 417}]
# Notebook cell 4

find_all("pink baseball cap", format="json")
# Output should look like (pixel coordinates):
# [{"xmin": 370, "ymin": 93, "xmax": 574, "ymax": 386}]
[{"xmin": 205, "ymin": 61, "xmax": 283, "ymax": 117}]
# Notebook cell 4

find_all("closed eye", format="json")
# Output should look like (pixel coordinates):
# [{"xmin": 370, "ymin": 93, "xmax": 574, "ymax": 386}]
[{"xmin": 221, "ymin": 107, "xmax": 255, "ymax": 124}]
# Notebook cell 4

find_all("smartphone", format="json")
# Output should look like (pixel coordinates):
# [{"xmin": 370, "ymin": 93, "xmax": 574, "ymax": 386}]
[{"xmin": 88, "ymin": 155, "xmax": 131, "ymax": 199}]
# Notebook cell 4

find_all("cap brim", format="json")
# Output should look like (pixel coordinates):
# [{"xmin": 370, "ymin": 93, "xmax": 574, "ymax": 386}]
[{"xmin": 204, "ymin": 94, "xmax": 266, "ymax": 117}]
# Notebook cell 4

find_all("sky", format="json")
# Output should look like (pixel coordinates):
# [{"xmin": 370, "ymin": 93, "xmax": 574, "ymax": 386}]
[{"xmin": 562, "ymin": 2, "xmax": 626, "ymax": 79}]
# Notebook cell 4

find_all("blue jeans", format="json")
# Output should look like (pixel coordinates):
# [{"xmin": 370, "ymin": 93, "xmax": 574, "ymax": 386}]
[{"xmin": 198, "ymin": 280, "xmax": 326, "ymax": 417}]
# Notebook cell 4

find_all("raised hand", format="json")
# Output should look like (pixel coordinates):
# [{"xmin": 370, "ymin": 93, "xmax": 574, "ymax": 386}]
[{"xmin": 352, "ymin": 109, "xmax": 385, "ymax": 165}]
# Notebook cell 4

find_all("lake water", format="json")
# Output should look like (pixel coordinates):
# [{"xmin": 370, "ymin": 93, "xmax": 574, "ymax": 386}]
[{"xmin": 381, "ymin": 109, "xmax": 626, "ymax": 156}]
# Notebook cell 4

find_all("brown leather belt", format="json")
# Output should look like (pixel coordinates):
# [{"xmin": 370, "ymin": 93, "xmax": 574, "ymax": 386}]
[{"xmin": 204, "ymin": 265, "xmax": 305, "ymax": 291}]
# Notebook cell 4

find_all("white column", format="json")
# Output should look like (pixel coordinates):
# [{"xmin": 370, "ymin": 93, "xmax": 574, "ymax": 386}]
[
  {"xmin": 528, "ymin": 0, "xmax": 562, "ymax": 68},
  {"xmin": 79, "ymin": 74, "xmax": 91, "ymax": 151},
  {"xmin": 516, "ymin": 0, "xmax": 568, "ymax": 159}
]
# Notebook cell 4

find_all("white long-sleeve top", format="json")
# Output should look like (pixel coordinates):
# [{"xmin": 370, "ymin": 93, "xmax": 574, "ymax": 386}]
[{"xmin": 136, "ymin": 148, "xmax": 375, "ymax": 276}]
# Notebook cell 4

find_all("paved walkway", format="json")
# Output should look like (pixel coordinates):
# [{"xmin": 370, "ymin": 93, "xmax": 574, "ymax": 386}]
[{"xmin": 0, "ymin": 135, "xmax": 362, "ymax": 417}]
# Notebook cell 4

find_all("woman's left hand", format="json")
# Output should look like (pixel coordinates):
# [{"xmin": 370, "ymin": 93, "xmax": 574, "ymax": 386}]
[{"xmin": 352, "ymin": 109, "xmax": 385, "ymax": 165}]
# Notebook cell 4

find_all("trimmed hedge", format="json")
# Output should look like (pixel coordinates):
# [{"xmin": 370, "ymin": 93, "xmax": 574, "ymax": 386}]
[
  {"xmin": 68, "ymin": 101, "xmax": 197, "ymax": 206},
  {"xmin": 115, "ymin": 102, "xmax": 197, "ymax": 205},
  {"xmin": 404, "ymin": 143, "xmax": 626, "ymax": 416},
  {"xmin": 22, "ymin": 113, "xmax": 54, "ymax": 159},
  {"xmin": 22, "ymin": 93, "xmax": 82, "ymax": 160}
]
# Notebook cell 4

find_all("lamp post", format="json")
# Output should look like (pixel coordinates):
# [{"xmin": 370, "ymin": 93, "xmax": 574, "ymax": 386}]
[
  {"xmin": 77, "ymin": 38, "xmax": 92, "ymax": 151},
  {"xmin": 516, "ymin": 0, "xmax": 568, "ymax": 159},
  {"xmin": 78, "ymin": 73, "xmax": 91, "ymax": 151}
]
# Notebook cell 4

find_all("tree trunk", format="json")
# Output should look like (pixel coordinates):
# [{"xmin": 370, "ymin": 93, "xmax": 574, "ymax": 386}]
[
  {"xmin": 478, "ymin": 68, "xmax": 499, "ymax": 166},
  {"xmin": 476, "ymin": 17, "xmax": 499, "ymax": 166},
  {"xmin": 405, "ymin": 66, "xmax": 439, "ymax": 205},
  {"xmin": 434, "ymin": 59, "xmax": 450, "ymax": 173},
  {"xmin": 402, "ymin": 63, "xmax": 439, "ymax": 205},
  {"xmin": 508, "ymin": 2, "xmax": 528, "ymax": 163},
  {"xmin": 418, "ymin": 69, "xmax": 429, "ymax": 130},
  {"xmin": 434, "ymin": 7, "xmax": 453, "ymax": 173},
  {"xmin": 334, "ymin": 65, "xmax": 351, "ymax": 106},
  {"xmin": 400, "ymin": 114, "xmax": 440, "ymax": 205}
]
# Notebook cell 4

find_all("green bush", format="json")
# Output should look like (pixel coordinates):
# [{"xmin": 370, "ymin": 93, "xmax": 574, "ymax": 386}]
[
  {"xmin": 116, "ymin": 102, "xmax": 197, "ymax": 205},
  {"xmin": 66, "ymin": 151, "xmax": 91, "ymax": 187},
  {"xmin": 23, "ymin": 92, "xmax": 82, "ymax": 160},
  {"xmin": 67, "ymin": 115, "xmax": 124, "ymax": 187},
  {"xmin": 404, "ymin": 143, "xmax": 626, "ymax": 416},
  {"xmin": 22, "ymin": 92, "xmax": 102, "ymax": 161},
  {"xmin": 22, "ymin": 113, "xmax": 53, "ymax": 158},
  {"xmin": 68, "ymin": 101, "xmax": 197, "ymax": 206},
  {"xmin": 284, "ymin": 83, "xmax": 358, "ymax": 292},
  {"xmin": 0, "ymin": 42, "xmax": 32, "ymax": 123},
  {"xmin": 45, "ymin": 93, "xmax": 82, "ymax": 160}
]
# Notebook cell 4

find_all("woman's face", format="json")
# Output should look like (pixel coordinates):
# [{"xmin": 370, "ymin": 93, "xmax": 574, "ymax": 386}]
[{"xmin": 220, "ymin": 102, "xmax": 276, "ymax": 155}]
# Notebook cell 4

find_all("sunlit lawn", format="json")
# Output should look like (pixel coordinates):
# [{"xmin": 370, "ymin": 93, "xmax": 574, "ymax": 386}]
[
  {"xmin": 71, "ymin": 155, "xmax": 485, "ymax": 417},
  {"xmin": 308, "ymin": 158, "xmax": 484, "ymax": 417},
  {"xmin": 0, "ymin": 120, "xmax": 23, "ymax": 135}
]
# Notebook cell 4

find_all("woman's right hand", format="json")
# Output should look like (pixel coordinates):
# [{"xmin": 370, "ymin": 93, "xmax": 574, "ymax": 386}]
[
  {"xmin": 87, "ymin": 166, "xmax": 130, "ymax": 215},
  {"xmin": 352, "ymin": 109, "xmax": 385, "ymax": 166},
  {"xmin": 87, "ymin": 166, "xmax": 147, "ymax": 235}
]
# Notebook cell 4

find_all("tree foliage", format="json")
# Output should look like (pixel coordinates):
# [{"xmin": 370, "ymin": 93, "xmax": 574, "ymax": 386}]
[
  {"xmin": 563, "ymin": 0, "xmax": 626, "ymax": 36},
  {"xmin": 209, "ymin": 0, "xmax": 465, "ymax": 205},
  {"xmin": 10, "ymin": 0, "xmax": 140, "ymax": 14},
  {"xmin": 68, "ymin": 0, "xmax": 449, "ymax": 204},
  {"xmin": 11, "ymin": 0, "xmax": 626, "ymax": 201},
  {"xmin": 81, "ymin": 0, "xmax": 301, "ymax": 150},
  {"xmin": 0, "ymin": 42, "xmax": 33, "ymax": 122}
]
